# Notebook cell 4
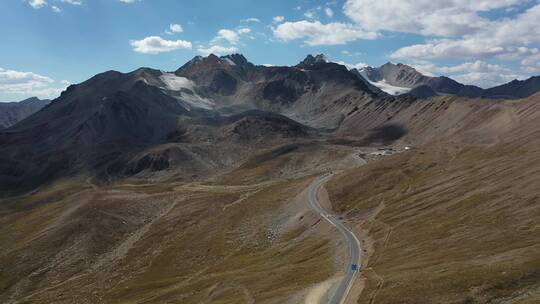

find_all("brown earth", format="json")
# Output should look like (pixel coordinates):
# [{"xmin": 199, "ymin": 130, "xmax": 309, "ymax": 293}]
[
  {"xmin": 327, "ymin": 94, "xmax": 540, "ymax": 304},
  {"xmin": 1, "ymin": 93, "xmax": 540, "ymax": 303}
]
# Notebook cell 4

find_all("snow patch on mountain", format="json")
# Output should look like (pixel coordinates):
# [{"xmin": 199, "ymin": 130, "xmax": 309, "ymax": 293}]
[
  {"xmin": 356, "ymin": 67, "xmax": 411, "ymax": 95},
  {"xmin": 365, "ymin": 79, "xmax": 411, "ymax": 95},
  {"xmin": 222, "ymin": 57, "xmax": 236, "ymax": 66},
  {"xmin": 160, "ymin": 73, "xmax": 195, "ymax": 91},
  {"xmin": 159, "ymin": 73, "xmax": 215, "ymax": 110}
]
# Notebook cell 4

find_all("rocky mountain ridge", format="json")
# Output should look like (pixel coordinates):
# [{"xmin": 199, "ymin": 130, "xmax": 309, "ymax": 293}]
[
  {"xmin": 0, "ymin": 97, "xmax": 50, "ymax": 129},
  {"xmin": 1, "ymin": 53, "xmax": 539, "ymax": 192},
  {"xmin": 354, "ymin": 61, "xmax": 540, "ymax": 99}
]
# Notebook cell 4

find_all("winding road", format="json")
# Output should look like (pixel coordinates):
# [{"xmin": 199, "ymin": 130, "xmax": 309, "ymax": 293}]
[{"xmin": 307, "ymin": 174, "xmax": 362, "ymax": 304}]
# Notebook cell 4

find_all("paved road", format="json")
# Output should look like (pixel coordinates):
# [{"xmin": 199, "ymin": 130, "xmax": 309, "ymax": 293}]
[{"xmin": 307, "ymin": 174, "xmax": 361, "ymax": 304}]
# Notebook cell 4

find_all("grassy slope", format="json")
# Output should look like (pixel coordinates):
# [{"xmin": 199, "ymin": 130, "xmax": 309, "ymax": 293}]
[
  {"xmin": 327, "ymin": 141, "xmax": 540, "ymax": 303},
  {"xmin": 3, "ymin": 94, "xmax": 540, "ymax": 303},
  {"xmin": 0, "ymin": 172, "xmax": 334, "ymax": 303}
]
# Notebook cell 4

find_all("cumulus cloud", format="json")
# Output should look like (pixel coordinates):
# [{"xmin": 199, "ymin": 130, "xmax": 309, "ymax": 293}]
[
  {"xmin": 212, "ymin": 27, "xmax": 251, "ymax": 45},
  {"xmin": 522, "ymin": 53, "xmax": 540, "ymax": 73},
  {"xmin": 409, "ymin": 60, "xmax": 525, "ymax": 88},
  {"xmin": 214, "ymin": 29, "xmax": 240, "ymax": 45},
  {"xmin": 412, "ymin": 60, "xmax": 512, "ymax": 75},
  {"xmin": 336, "ymin": 61, "xmax": 368, "ymax": 70},
  {"xmin": 0, "ymin": 67, "xmax": 68, "ymax": 98},
  {"xmin": 273, "ymin": 16, "xmax": 285, "ymax": 23},
  {"xmin": 28, "ymin": 0, "xmax": 47, "ymax": 9},
  {"xmin": 52, "ymin": 5, "xmax": 61, "ymax": 13},
  {"xmin": 343, "ymin": 0, "xmax": 523, "ymax": 37},
  {"xmin": 197, "ymin": 45, "xmax": 238, "ymax": 56},
  {"xmin": 273, "ymin": 20, "xmax": 377, "ymax": 46},
  {"xmin": 130, "ymin": 36, "xmax": 192, "ymax": 54},
  {"xmin": 452, "ymin": 72, "xmax": 523, "ymax": 88},
  {"xmin": 169, "ymin": 23, "xmax": 183, "ymax": 33},
  {"xmin": 325, "ymin": 7, "xmax": 334, "ymax": 18},
  {"xmin": 391, "ymin": 39, "xmax": 508, "ymax": 60},
  {"xmin": 390, "ymin": 3, "xmax": 540, "ymax": 61},
  {"xmin": 304, "ymin": 9, "xmax": 317, "ymax": 19}
]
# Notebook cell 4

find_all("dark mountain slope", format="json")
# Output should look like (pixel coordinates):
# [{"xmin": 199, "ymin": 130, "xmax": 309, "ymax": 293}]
[
  {"xmin": 483, "ymin": 76, "xmax": 540, "ymax": 98},
  {"xmin": 0, "ymin": 65, "xmax": 316, "ymax": 192},
  {"xmin": 175, "ymin": 54, "xmax": 375, "ymax": 129}
]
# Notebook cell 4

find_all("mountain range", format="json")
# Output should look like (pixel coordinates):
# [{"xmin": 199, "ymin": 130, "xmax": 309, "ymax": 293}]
[
  {"xmin": 0, "ymin": 97, "xmax": 49, "ymax": 129},
  {"xmin": 353, "ymin": 62, "xmax": 540, "ymax": 99},
  {"xmin": 1, "ymin": 53, "xmax": 540, "ymax": 304},
  {"xmin": 2, "ymin": 54, "xmax": 540, "ymax": 193}
]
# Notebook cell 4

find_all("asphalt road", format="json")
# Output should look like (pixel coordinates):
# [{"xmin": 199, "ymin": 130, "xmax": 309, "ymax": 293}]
[{"xmin": 307, "ymin": 174, "xmax": 361, "ymax": 304}]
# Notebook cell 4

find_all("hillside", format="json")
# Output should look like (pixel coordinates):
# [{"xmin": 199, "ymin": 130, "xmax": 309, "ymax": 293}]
[
  {"xmin": 327, "ymin": 93, "xmax": 540, "ymax": 303},
  {"xmin": 0, "ymin": 97, "xmax": 49, "ymax": 129},
  {"xmin": 0, "ymin": 55, "xmax": 539, "ymax": 304}
]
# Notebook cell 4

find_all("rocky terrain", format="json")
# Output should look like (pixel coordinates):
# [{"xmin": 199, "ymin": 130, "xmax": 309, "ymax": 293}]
[
  {"xmin": 0, "ymin": 54, "xmax": 539, "ymax": 304},
  {"xmin": 355, "ymin": 62, "xmax": 540, "ymax": 99},
  {"xmin": 0, "ymin": 97, "xmax": 49, "ymax": 129}
]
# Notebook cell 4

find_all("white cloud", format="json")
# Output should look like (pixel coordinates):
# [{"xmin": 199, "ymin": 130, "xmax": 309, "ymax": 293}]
[
  {"xmin": 273, "ymin": 20, "xmax": 377, "ymax": 46},
  {"xmin": 391, "ymin": 39, "xmax": 508, "ymax": 60},
  {"xmin": 409, "ymin": 60, "xmax": 525, "ymax": 88},
  {"xmin": 28, "ymin": 0, "xmax": 47, "ymax": 9},
  {"xmin": 390, "ymin": 3, "xmax": 540, "ymax": 61},
  {"xmin": 119, "ymin": 0, "xmax": 140, "ymax": 3},
  {"xmin": 412, "ymin": 60, "xmax": 511, "ymax": 75},
  {"xmin": 237, "ymin": 27, "xmax": 251, "ymax": 34},
  {"xmin": 130, "ymin": 36, "xmax": 192, "ymax": 54},
  {"xmin": 336, "ymin": 61, "xmax": 368, "ymax": 70},
  {"xmin": 273, "ymin": 16, "xmax": 285, "ymax": 23},
  {"xmin": 343, "ymin": 0, "xmax": 523, "ymax": 37},
  {"xmin": 197, "ymin": 45, "xmax": 238, "ymax": 56},
  {"xmin": 0, "ymin": 67, "xmax": 68, "ymax": 98},
  {"xmin": 522, "ymin": 53, "xmax": 540, "ymax": 73},
  {"xmin": 452, "ymin": 72, "xmax": 524, "ymax": 88},
  {"xmin": 212, "ymin": 28, "xmax": 251, "ymax": 45},
  {"xmin": 61, "ymin": 0, "xmax": 83, "ymax": 5},
  {"xmin": 28, "ymin": 0, "xmax": 83, "ymax": 10},
  {"xmin": 214, "ymin": 29, "xmax": 240, "ymax": 45},
  {"xmin": 304, "ymin": 10, "xmax": 316, "ymax": 19},
  {"xmin": 341, "ymin": 50, "xmax": 363, "ymax": 57},
  {"xmin": 325, "ymin": 7, "xmax": 334, "ymax": 18},
  {"xmin": 243, "ymin": 17, "xmax": 260, "ymax": 23},
  {"xmin": 169, "ymin": 23, "xmax": 183, "ymax": 33}
]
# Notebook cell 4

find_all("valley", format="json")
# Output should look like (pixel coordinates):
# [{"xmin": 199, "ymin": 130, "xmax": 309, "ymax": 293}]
[{"xmin": 1, "ymin": 53, "xmax": 539, "ymax": 303}]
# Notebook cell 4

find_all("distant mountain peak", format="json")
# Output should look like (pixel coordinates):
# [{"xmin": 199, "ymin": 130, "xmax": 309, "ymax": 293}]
[
  {"xmin": 0, "ymin": 96, "xmax": 50, "ymax": 129},
  {"xmin": 220, "ymin": 53, "xmax": 250, "ymax": 66},
  {"xmin": 297, "ymin": 54, "xmax": 329, "ymax": 67},
  {"xmin": 19, "ymin": 96, "xmax": 42, "ymax": 104},
  {"xmin": 178, "ymin": 53, "xmax": 252, "ymax": 73}
]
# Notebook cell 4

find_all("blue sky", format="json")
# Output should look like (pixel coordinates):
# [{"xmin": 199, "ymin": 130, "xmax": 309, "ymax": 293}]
[{"xmin": 1, "ymin": 0, "xmax": 539, "ymax": 101}]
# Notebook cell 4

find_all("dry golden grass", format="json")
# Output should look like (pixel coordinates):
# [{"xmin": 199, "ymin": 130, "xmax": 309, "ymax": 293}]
[
  {"xmin": 327, "ymin": 142, "xmax": 540, "ymax": 303},
  {"xmin": 3, "ymin": 95, "xmax": 540, "ymax": 303},
  {"xmin": 0, "ymin": 174, "xmax": 335, "ymax": 303}
]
